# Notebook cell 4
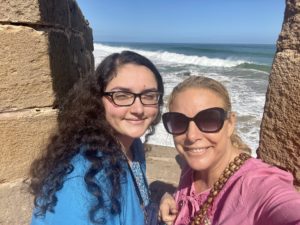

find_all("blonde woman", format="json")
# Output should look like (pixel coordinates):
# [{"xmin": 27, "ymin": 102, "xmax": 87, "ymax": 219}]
[{"xmin": 159, "ymin": 76, "xmax": 300, "ymax": 225}]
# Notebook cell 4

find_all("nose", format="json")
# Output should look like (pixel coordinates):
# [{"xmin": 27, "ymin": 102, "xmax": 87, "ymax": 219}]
[
  {"xmin": 185, "ymin": 121, "xmax": 204, "ymax": 143},
  {"xmin": 130, "ymin": 96, "xmax": 144, "ymax": 114}
]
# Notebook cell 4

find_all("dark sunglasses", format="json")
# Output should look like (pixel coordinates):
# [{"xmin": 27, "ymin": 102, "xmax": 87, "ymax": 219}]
[{"xmin": 162, "ymin": 107, "xmax": 228, "ymax": 135}]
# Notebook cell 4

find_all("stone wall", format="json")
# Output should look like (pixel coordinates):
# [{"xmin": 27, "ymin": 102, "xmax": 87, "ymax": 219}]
[
  {"xmin": 257, "ymin": 0, "xmax": 300, "ymax": 190},
  {"xmin": 0, "ymin": 0, "xmax": 94, "ymax": 224}
]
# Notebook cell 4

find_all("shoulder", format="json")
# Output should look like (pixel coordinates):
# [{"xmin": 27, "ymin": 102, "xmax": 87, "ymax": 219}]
[
  {"xmin": 233, "ymin": 158, "xmax": 297, "ymax": 206},
  {"xmin": 69, "ymin": 145, "xmax": 122, "ymax": 177},
  {"xmin": 238, "ymin": 158, "xmax": 294, "ymax": 186},
  {"xmin": 235, "ymin": 159, "xmax": 300, "ymax": 224},
  {"xmin": 63, "ymin": 147, "xmax": 117, "ymax": 198},
  {"xmin": 31, "ymin": 157, "xmax": 93, "ymax": 224}
]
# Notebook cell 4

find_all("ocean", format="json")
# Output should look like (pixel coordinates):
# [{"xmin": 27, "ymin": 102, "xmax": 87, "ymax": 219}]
[{"xmin": 93, "ymin": 42, "xmax": 276, "ymax": 154}]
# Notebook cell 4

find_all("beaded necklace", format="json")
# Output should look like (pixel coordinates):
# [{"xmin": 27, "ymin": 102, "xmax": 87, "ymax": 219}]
[{"xmin": 190, "ymin": 153, "xmax": 251, "ymax": 225}]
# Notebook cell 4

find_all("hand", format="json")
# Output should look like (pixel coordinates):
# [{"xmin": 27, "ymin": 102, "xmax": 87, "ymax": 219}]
[{"xmin": 158, "ymin": 192, "xmax": 178, "ymax": 225}]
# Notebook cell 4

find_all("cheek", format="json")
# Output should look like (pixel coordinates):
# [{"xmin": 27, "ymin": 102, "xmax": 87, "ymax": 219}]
[
  {"xmin": 173, "ymin": 136, "xmax": 188, "ymax": 157},
  {"xmin": 145, "ymin": 107, "xmax": 159, "ymax": 121},
  {"xmin": 103, "ymin": 100, "xmax": 125, "ymax": 120},
  {"xmin": 206, "ymin": 133, "xmax": 221, "ymax": 143},
  {"xmin": 173, "ymin": 135, "xmax": 185, "ymax": 148},
  {"xmin": 206, "ymin": 129, "xmax": 230, "ymax": 148},
  {"xmin": 151, "ymin": 108, "xmax": 159, "ymax": 118},
  {"xmin": 107, "ymin": 107, "xmax": 126, "ymax": 119}
]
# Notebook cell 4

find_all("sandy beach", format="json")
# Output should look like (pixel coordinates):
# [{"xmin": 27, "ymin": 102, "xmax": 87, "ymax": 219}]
[{"xmin": 146, "ymin": 144, "xmax": 183, "ymax": 203}]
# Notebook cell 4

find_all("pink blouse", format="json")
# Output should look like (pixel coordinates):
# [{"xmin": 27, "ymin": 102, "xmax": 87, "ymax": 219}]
[{"xmin": 174, "ymin": 158, "xmax": 300, "ymax": 225}]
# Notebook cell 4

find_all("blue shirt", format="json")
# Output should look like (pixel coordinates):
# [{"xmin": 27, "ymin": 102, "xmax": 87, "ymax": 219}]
[{"xmin": 31, "ymin": 139, "xmax": 146, "ymax": 225}]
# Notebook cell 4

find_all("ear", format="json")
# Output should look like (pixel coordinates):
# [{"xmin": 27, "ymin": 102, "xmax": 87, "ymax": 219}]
[{"xmin": 226, "ymin": 111, "xmax": 236, "ymax": 138}]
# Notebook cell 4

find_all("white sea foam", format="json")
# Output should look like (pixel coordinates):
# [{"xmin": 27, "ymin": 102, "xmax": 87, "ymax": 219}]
[{"xmin": 94, "ymin": 43, "xmax": 249, "ymax": 68}]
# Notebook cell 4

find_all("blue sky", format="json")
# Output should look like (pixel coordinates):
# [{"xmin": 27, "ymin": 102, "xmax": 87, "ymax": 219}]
[{"xmin": 76, "ymin": 0, "xmax": 285, "ymax": 44}]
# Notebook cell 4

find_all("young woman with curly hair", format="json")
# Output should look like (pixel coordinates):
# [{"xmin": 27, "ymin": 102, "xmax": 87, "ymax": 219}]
[{"xmin": 29, "ymin": 51, "xmax": 164, "ymax": 225}]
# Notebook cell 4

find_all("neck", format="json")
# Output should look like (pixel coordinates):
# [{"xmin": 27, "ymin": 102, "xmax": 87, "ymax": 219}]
[
  {"xmin": 193, "ymin": 146, "xmax": 241, "ymax": 193},
  {"xmin": 118, "ymin": 135, "xmax": 135, "ymax": 162}
]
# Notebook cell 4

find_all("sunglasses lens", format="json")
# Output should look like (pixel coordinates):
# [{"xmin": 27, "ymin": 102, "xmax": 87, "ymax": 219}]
[
  {"xmin": 163, "ymin": 108, "xmax": 226, "ymax": 135},
  {"xmin": 162, "ymin": 112, "xmax": 188, "ymax": 134},
  {"xmin": 195, "ymin": 108, "xmax": 225, "ymax": 132}
]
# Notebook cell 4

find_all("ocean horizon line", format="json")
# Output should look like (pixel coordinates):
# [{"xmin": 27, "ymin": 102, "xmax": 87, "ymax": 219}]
[{"xmin": 94, "ymin": 40, "xmax": 276, "ymax": 46}]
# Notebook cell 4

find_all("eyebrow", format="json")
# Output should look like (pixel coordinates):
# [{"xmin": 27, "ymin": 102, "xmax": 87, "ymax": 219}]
[{"xmin": 108, "ymin": 87, "xmax": 159, "ymax": 92}]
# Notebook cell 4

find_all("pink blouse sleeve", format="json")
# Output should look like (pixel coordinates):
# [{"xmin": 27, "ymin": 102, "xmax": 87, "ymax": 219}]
[{"xmin": 241, "ymin": 166, "xmax": 300, "ymax": 225}]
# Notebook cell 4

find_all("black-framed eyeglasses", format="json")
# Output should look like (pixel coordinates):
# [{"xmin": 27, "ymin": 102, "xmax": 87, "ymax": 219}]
[
  {"xmin": 162, "ymin": 107, "xmax": 228, "ymax": 135},
  {"xmin": 102, "ymin": 91, "xmax": 161, "ymax": 106}
]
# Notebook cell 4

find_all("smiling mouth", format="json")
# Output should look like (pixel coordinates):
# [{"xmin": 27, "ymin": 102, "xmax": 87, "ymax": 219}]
[
  {"xmin": 126, "ymin": 118, "xmax": 146, "ymax": 124},
  {"xmin": 185, "ymin": 147, "xmax": 210, "ymax": 154}
]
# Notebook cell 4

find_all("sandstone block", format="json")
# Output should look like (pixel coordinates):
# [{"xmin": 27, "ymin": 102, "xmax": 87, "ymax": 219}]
[
  {"xmin": 84, "ymin": 26, "xmax": 94, "ymax": 51},
  {"xmin": 259, "ymin": 51, "xmax": 300, "ymax": 186},
  {"xmin": 0, "ymin": 25, "xmax": 93, "ymax": 111},
  {"xmin": 278, "ymin": 14, "xmax": 300, "ymax": 51},
  {"xmin": 277, "ymin": 1, "xmax": 300, "ymax": 51},
  {"xmin": 258, "ymin": 0, "xmax": 300, "ymax": 190},
  {"xmin": 0, "ymin": 179, "xmax": 33, "ymax": 225},
  {"xmin": 0, "ymin": 0, "xmax": 92, "ymax": 30},
  {"xmin": 69, "ymin": 0, "xmax": 86, "ymax": 32},
  {"xmin": 48, "ymin": 30, "xmax": 94, "ymax": 107},
  {"xmin": 0, "ymin": 25, "xmax": 54, "ymax": 111},
  {"xmin": 0, "ymin": 0, "xmax": 69, "ymax": 26},
  {"xmin": 70, "ymin": 33, "xmax": 94, "ymax": 76},
  {"xmin": 39, "ymin": 0, "xmax": 69, "ymax": 26},
  {"xmin": 48, "ymin": 30, "xmax": 78, "ymax": 107},
  {"xmin": 0, "ymin": 108, "xmax": 57, "ymax": 182},
  {"xmin": 0, "ymin": 0, "xmax": 41, "ymax": 23}
]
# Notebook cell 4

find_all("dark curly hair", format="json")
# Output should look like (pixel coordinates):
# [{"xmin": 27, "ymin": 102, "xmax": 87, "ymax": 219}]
[{"xmin": 29, "ymin": 51, "xmax": 164, "ymax": 224}]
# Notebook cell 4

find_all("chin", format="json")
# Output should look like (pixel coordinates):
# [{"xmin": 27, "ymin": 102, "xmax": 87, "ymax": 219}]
[
  {"xmin": 186, "ymin": 157, "xmax": 209, "ymax": 171},
  {"xmin": 126, "ymin": 131, "xmax": 147, "ymax": 139}
]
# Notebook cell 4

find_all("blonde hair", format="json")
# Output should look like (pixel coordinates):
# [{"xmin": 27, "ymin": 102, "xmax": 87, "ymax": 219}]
[{"xmin": 168, "ymin": 76, "xmax": 251, "ymax": 153}]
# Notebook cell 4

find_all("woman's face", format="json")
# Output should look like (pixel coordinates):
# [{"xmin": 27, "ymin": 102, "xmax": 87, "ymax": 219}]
[
  {"xmin": 169, "ymin": 88, "xmax": 235, "ymax": 173},
  {"xmin": 102, "ymin": 63, "xmax": 159, "ymax": 146}
]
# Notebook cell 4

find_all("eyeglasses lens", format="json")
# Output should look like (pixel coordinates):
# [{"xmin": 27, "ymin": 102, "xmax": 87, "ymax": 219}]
[
  {"xmin": 113, "ymin": 91, "xmax": 160, "ymax": 106},
  {"xmin": 113, "ymin": 92, "xmax": 134, "ymax": 106}
]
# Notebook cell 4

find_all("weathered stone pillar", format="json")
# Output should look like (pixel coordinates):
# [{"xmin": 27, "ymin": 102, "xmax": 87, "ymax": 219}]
[
  {"xmin": 258, "ymin": 0, "xmax": 300, "ymax": 190},
  {"xmin": 0, "ymin": 0, "xmax": 94, "ymax": 224}
]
